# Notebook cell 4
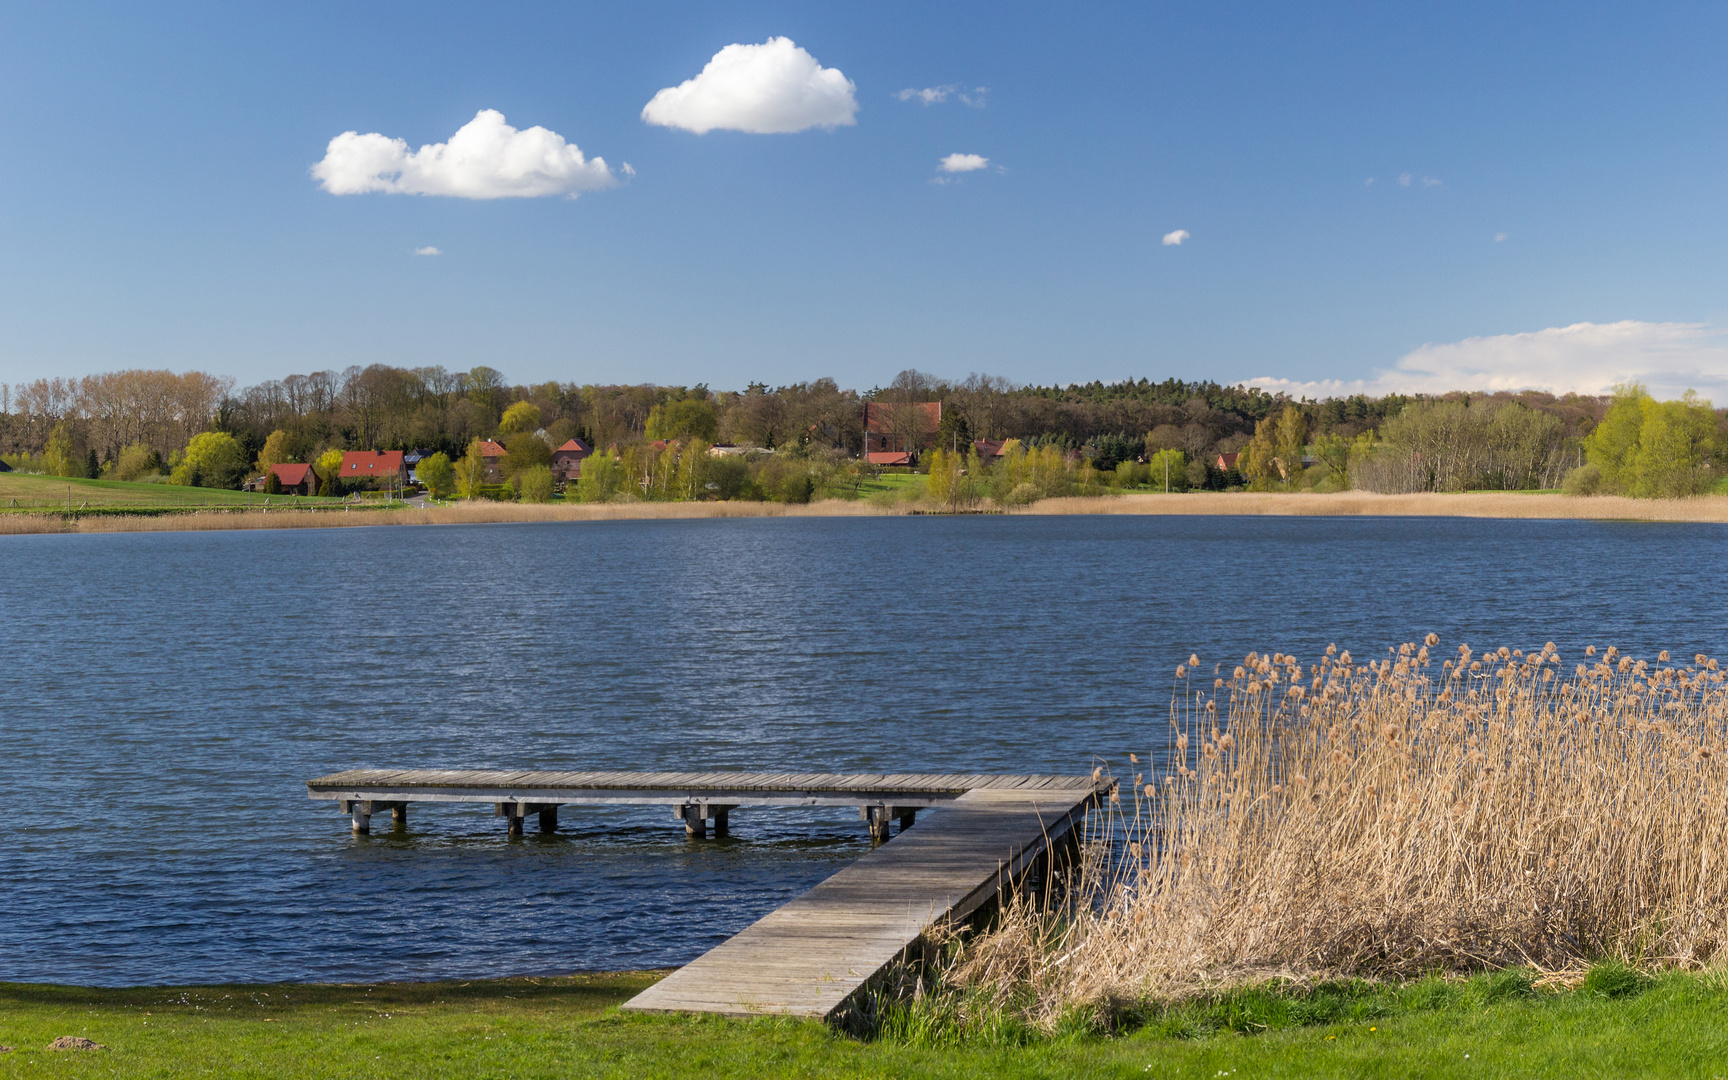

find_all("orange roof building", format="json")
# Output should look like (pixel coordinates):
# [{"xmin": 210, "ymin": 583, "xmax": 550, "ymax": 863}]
[{"xmin": 340, "ymin": 450, "xmax": 406, "ymax": 485}]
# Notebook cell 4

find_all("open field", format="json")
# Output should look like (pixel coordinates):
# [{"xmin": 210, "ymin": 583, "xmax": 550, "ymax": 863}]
[
  {"xmin": 5, "ymin": 487, "xmax": 1728, "ymax": 536},
  {"xmin": 0, "ymin": 473, "xmax": 342, "ymax": 510},
  {"xmin": 2, "ymin": 969, "xmax": 1725, "ymax": 1079}
]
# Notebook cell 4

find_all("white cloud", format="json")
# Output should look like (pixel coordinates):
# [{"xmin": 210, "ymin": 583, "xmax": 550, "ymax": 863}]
[
  {"xmin": 1398, "ymin": 172, "xmax": 1412, "ymax": 187},
  {"xmin": 1241, "ymin": 321, "xmax": 1728, "ymax": 402},
  {"xmin": 1162, "ymin": 229, "xmax": 1190, "ymax": 246},
  {"xmin": 1494, "ymin": 232, "xmax": 1508, "ymax": 243},
  {"xmin": 414, "ymin": 246, "xmax": 442, "ymax": 256},
  {"xmin": 642, "ymin": 37, "xmax": 857, "ymax": 134},
  {"xmin": 895, "ymin": 84, "xmax": 987, "ymax": 107},
  {"xmin": 938, "ymin": 152, "xmax": 989, "ymax": 173},
  {"xmin": 313, "ymin": 110, "xmax": 618, "ymax": 199},
  {"xmin": 1422, "ymin": 176, "xmax": 1442, "ymax": 187}
]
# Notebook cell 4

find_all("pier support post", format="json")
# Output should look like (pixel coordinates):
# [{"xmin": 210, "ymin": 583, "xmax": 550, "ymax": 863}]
[
  {"xmin": 391, "ymin": 803, "xmax": 408, "ymax": 831},
  {"xmin": 679, "ymin": 803, "xmax": 707, "ymax": 839},
  {"xmin": 897, "ymin": 808, "xmax": 917, "ymax": 833},
  {"xmin": 862, "ymin": 805, "xmax": 892, "ymax": 844},
  {"xmin": 711, "ymin": 806, "xmax": 733, "ymax": 838},
  {"xmin": 496, "ymin": 802, "xmax": 525, "ymax": 837},
  {"xmin": 347, "ymin": 800, "xmax": 372, "ymax": 835},
  {"xmin": 537, "ymin": 805, "xmax": 558, "ymax": 833}
]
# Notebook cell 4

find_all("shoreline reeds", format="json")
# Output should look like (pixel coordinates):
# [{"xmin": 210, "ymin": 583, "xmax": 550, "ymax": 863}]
[
  {"xmin": 5, "ymin": 490, "xmax": 1728, "ymax": 537},
  {"xmin": 949, "ymin": 638, "xmax": 1728, "ymax": 1027}
]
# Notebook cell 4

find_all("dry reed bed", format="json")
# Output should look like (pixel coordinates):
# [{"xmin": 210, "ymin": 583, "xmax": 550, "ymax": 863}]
[
  {"xmin": 954, "ymin": 639, "xmax": 1728, "ymax": 1022},
  {"xmin": 1038, "ymin": 490, "xmax": 1728, "ymax": 521},
  {"xmin": 6, "ymin": 490, "xmax": 1728, "ymax": 536},
  {"xmin": 0, "ymin": 498, "xmax": 900, "ymax": 535}
]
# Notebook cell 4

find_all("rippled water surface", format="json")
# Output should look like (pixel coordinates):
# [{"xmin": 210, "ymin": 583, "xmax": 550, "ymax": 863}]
[{"xmin": 3, "ymin": 514, "xmax": 1725, "ymax": 984}]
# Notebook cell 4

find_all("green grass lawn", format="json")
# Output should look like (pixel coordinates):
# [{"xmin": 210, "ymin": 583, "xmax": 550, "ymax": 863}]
[
  {"xmin": 4, "ymin": 968, "xmax": 1726, "ymax": 1079},
  {"xmin": 0, "ymin": 473, "xmax": 345, "ymax": 511}
]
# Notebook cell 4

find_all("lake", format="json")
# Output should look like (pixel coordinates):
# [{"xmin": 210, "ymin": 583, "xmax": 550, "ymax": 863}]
[{"xmin": 2, "ymin": 513, "xmax": 1724, "ymax": 985}]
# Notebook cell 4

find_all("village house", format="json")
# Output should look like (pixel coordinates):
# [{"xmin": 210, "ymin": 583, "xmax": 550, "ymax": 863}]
[
  {"xmin": 477, "ymin": 439, "xmax": 507, "ymax": 482},
  {"xmin": 268, "ymin": 462, "xmax": 316, "ymax": 495},
  {"xmin": 1216, "ymin": 451, "xmax": 1240, "ymax": 472},
  {"xmin": 340, "ymin": 449, "xmax": 406, "ymax": 488},
  {"xmin": 971, "ymin": 438, "xmax": 1010, "ymax": 463},
  {"xmin": 551, "ymin": 438, "xmax": 591, "ymax": 482},
  {"xmin": 862, "ymin": 401, "xmax": 941, "ymax": 466}
]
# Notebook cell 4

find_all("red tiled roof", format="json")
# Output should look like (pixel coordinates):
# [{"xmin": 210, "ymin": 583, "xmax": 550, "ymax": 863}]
[
  {"xmin": 270, "ymin": 463, "xmax": 312, "ymax": 486},
  {"xmin": 1216, "ymin": 452, "xmax": 1240, "ymax": 469},
  {"xmin": 553, "ymin": 438, "xmax": 590, "ymax": 455},
  {"xmin": 478, "ymin": 440, "xmax": 507, "ymax": 458},
  {"xmin": 867, "ymin": 451, "xmax": 914, "ymax": 466},
  {"xmin": 972, "ymin": 438, "xmax": 1008, "ymax": 459},
  {"xmin": 340, "ymin": 450, "xmax": 404, "ymax": 474}
]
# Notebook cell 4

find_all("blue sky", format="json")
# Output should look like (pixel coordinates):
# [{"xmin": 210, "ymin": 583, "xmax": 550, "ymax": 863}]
[{"xmin": 3, "ymin": 1, "xmax": 1727, "ymax": 397}]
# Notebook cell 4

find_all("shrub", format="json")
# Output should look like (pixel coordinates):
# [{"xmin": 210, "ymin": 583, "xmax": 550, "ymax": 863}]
[
  {"xmin": 111, "ymin": 442, "xmax": 163, "ymax": 482},
  {"xmin": 1562, "ymin": 462, "xmax": 1602, "ymax": 496},
  {"xmin": 516, "ymin": 465, "xmax": 554, "ymax": 503}
]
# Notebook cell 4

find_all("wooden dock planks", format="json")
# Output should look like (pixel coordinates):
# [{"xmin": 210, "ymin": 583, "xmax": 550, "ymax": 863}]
[
  {"xmin": 621, "ymin": 786, "xmax": 1099, "ymax": 1019},
  {"xmin": 306, "ymin": 767, "xmax": 1106, "ymax": 1020}
]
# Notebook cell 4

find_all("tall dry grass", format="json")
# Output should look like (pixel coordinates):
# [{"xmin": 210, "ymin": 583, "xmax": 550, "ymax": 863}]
[
  {"xmin": 0, "ymin": 498, "xmax": 904, "ymax": 535},
  {"xmin": 954, "ymin": 638, "xmax": 1728, "ymax": 1023}
]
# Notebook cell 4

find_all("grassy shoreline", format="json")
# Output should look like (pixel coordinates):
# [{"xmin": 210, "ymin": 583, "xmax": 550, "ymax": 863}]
[
  {"xmin": 6, "ymin": 489, "xmax": 1728, "ymax": 536},
  {"xmin": 2, "ymin": 968, "xmax": 1722, "ymax": 1077}
]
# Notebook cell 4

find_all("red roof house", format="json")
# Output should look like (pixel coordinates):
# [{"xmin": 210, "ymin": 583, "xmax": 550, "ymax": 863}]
[
  {"xmin": 270, "ymin": 462, "xmax": 315, "ymax": 496},
  {"xmin": 1216, "ymin": 452, "xmax": 1240, "ymax": 472},
  {"xmin": 551, "ymin": 438, "xmax": 591, "ymax": 481},
  {"xmin": 340, "ymin": 450, "xmax": 406, "ymax": 486}
]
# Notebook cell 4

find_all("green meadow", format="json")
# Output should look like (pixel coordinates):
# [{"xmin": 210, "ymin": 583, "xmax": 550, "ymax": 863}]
[{"xmin": 3, "ymin": 967, "xmax": 1725, "ymax": 1079}]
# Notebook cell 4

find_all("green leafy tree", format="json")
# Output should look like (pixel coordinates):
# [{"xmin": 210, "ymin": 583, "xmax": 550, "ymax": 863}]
[
  {"xmin": 575, "ymin": 450, "xmax": 623, "ymax": 502},
  {"xmin": 416, "ymin": 451, "xmax": 455, "ymax": 499},
  {"xmin": 1584, "ymin": 385, "xmax": 1720, "ymax": 497},
  {"xmin": 1147, "ymin": 449, "xmax": 1187, "ymax": 492},
  {"xmin": 497, "ymin": 401, "xmax": 544, "ymax": 435},
  {"xmin": 42, "ymin": 422, "xmax": 77, "ymax": 477},
  {"xmin": 170, "ymin": 432, "xmax": 248, "ymax": 488},
  {"xmin": 314, "ymin": 448, "xmax": 345, "ymax": 497},
  {"xmin": 646, "ymin": 398, "xmax": 719, "ymax": 442},
  {"xmin": 501, "ymin": 431, "xmax": 552, "ymax": 480},
  {"xmin": 255, "ymin": 430, "xmax": 290, "ymax": 472},
  {"xmin": 516, "ymin": 464, "xmax": 555, "ymax": 503},
  {"xmin": 454, "ymin": 439, "xmax": 487, "ymax": 499},
  {"xmin": 264, "ymin": 471, "xmax": 283, "ymax": 494}
]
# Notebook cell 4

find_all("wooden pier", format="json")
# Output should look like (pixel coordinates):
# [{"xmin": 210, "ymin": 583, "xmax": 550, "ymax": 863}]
[{"xmin": 307, "ymin": 768, "xmax": 1108, "ymax": 1019}]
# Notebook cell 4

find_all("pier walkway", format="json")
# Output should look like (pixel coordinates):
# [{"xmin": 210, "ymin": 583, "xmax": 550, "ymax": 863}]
[{"xmin": 307, "ymin": 768, "xmax": 1108, "ymax": 1019}]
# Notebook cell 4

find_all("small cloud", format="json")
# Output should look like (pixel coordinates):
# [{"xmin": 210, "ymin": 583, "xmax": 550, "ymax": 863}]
[
  {"xmin": 313, "ymin": 109, "xmax": 618, "ymax": 199},
  {"xmin": 642, "ymin": 37, "xmax": 857, "ymax": 134},
  {"xmin": 1365, "ymin": 177, "xmax": 1376, "ymax": 187},
  {"xmin": 938, "ymin": 152, "xmax": 989, "ymax": 173},
  {"xmin": 1494, "ymin": 232, "xmax": 1507, "ymax": 243},
  {"xmin": 1398, "ymin": 172, "xmax": 1412, "ymax": 187},
  {"xmin": 414, "ymin": 246, "xmax": 442, "ymax": 256},
  {"xmin": 1422, "ymin": 176, "xmax": 1442, "ymax": 187},
  {"xmin": 897, "ymin": 84, "xmax": 953, "ymax": 104},
  {"xmin": 895, "ymin": 84, "xmax": 987, "ymax": 107},
  {"xmin": 1162, "ymin": 229, "xmax": 1190, "ymax": 246},
  {"xmin": 1240, "ymin": 321, "xmax": 1728, "ymax": 402}
]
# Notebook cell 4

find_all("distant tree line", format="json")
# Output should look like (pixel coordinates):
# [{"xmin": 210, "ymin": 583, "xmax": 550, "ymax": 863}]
[{"xmin": 4, "ymin": 364, "xmax": 1724, "ymax": 498}]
